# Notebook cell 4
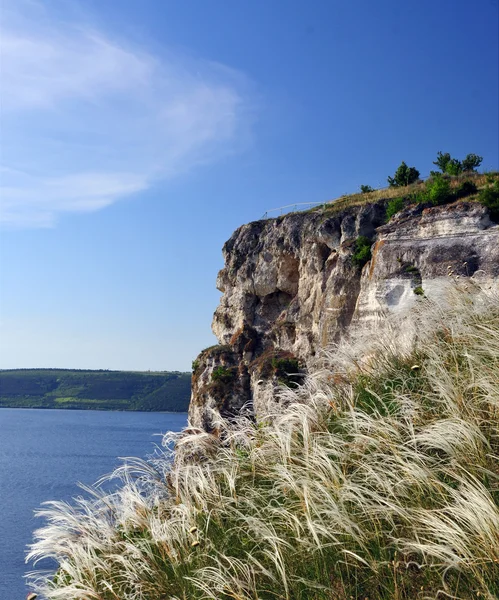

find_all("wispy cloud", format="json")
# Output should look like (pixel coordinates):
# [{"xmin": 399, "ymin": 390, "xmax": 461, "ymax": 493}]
[{"xmin": 0, "ymin": 1, "xmax": 254, "ymax": 227}]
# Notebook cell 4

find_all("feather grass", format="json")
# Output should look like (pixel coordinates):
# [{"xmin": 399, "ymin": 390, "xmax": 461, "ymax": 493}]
[{"xmin": 27, "ymin": 283, "xmax": 499, "ymax": 599}]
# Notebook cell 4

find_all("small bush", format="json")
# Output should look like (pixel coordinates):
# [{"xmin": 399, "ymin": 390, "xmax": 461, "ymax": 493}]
[
  {"xmin": 408, "ymin": 175, "xmax": 477, "ymax": 208},
  {"xmin": 455, "ymin": 180, "xmax": 477, "ymax": 199},
  {"xmin": 360, "ymin": 184, "xmax": 374, "ymax": 193},
  {"xmin": 462, "ymin": 153, "xmax": 483, "ymax": 172},
  {"xmin": 478, "ymin": 179, "xmax": 499, "ymax": 221},
  {"xmin": 404, "ymin": 265, "xmax": 420, "ymax": 275},
  {"xmin": 385, "ymin": 197, "xmax": 405, "ymax": 220},
  {"xmin": 410, "ymin": 189, "xmax": 428, "ymax": 204},
  {"xmin": 433, "ymin": 151, "xmax": 452, "ymax": 173},
  {"xmin": 351, "ymin": 236, "xmax": 372, "ymax": 268},
  {"xmin": 271, "ymin": 357, "xmax": 301, "ymax": 387},
  {"xmin": 413, "ymin": 286, "xmax": 424, "ymax": 296},
  {"xmin": 427, "ymin": 174, "xmax": 452, "ymax": 206},
  {"xmin": 445, "ymin": 158, "xmax": 463, "ymax": 176},
  {"xmin": 271, "ymin": 357, "xmax": 299, "ymax": 372},
  {"xmin": 387, "ymin": 161, "xmax": 420, "ymax": 187},
  {"xmin": 192, "ymin": 360, "xmax": 200, "ymax": 372},
  {"xmin": 211, "ymin": 366, "xmax": 235, "ymax": 384}
]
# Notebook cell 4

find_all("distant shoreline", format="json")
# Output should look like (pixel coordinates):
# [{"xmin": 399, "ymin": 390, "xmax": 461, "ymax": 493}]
[
  {"xmin": 0, "ymin": 405, "xmax": 188, "ymax": 413},
  {"xmin": 0, "ymin": 368, "xmax": 192, "ymax": 412}
]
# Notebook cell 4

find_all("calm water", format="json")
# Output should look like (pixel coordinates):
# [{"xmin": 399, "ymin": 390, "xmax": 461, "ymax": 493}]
[{"xmin": 0, "ymin": 408, "xmax": 187, "ymax": 599}]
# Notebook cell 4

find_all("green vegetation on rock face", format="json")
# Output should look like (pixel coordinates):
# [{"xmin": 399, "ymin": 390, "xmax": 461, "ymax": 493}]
[
  {"xmin": 351, "ymin": 235, "xmax": 373, "ymax": 267},
  {"xmin": 379, "ymin": 171, "xmax": 499, "ymax": 223},
  {"xmin": 385, "ymin": 196, "xmax": 405, "ymax": 220},
  {"xmin": 426, "ymin": 173, "xmax": 452, "ymax": 205},
  {"xmin": 382, "ymin": 151, "xmax": 485, "ymax": 211},
  {"xmin": 211, "ymin": 366, "xmax": 235, "ymax": 384},
  {"xmin": 313, "ymin": 152, "xmax": 493, "ymax": 224},
  {"xmin": 271, "ymin": 356, "xmax": 301, "ymax": 387},
  {"xmin": 0, "ymin": 369, "xmax": 191, "ymax": 411},
  {"xmin": 27, "ymin": 286, "xmax": 499, "ymax": 600},
  {"xmin": 479, "ymin": 178, "xmax": 499, "ymax": 221}
]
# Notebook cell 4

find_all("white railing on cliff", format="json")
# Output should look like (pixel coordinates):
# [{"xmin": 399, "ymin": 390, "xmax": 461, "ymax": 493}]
[
  {"xmin": 259, "ymin": 172, "xmax": 458, "ymax": 220},
  {"xmin": 261, "ymin": 202, "xmax": 329, "ymax": 219}
]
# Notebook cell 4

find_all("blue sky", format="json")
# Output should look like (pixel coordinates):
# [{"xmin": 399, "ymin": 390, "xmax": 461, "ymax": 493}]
[{"xmin": 1, "ymin": 0, "xmax": 498, "ymax": 371}]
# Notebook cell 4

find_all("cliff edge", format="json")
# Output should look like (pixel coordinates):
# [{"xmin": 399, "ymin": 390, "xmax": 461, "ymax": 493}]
[{"xmin": 189, "ymin": 198, "xmax": 499, "ymax": 430}]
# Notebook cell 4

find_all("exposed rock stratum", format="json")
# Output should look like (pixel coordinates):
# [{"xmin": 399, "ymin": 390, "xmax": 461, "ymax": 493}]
[{"xmin": 189, "ymin": 200, "xmax": 499, "ymax": 430}]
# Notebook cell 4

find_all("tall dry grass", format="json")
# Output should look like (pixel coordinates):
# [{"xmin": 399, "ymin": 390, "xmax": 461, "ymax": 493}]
[{"xmin": 27, "ymin": 283, "xmax": 499, "ymax": 599}]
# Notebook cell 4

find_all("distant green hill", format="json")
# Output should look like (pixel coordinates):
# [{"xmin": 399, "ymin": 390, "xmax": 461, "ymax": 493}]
[{"xmin": 0, "ymin": 369, "xmax": 191, "ymax": 411}]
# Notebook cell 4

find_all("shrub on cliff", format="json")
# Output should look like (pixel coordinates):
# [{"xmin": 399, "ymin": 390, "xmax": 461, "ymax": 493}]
[
  {"xmin": 426, "ymin": 173, "xmax": 452, "ymax": 205},
  {"xmin": 384, "ymin": 174, "xmax": 480, "ymax": 220},
  {"xmin": 454, "ymin": 180, "xmax": 478, "ymax": 199},
  {"xmin": 385, "ymin": 196, "xmax": 405, "ymax": 220},
  {"xmin": 351, "ymin": 235, "xmax": 372, "ymax": 267},
  {"xmin": 462, "ymin": 153, "xmax": 483, "ymax": 172},
  {"xmin": 479, "ymin": 178, "xmax": 499, "ymax": 220},
  {"xmin": 444, "ymin": 157, "xmax": 463, "ymax": 176},
  {"xmin": 271, "ymin": 356, "xmax": 301, "ymax": 387},
  {"xmin": 211, "ymin": 366, "xmax": 235, "ymax": 384},
  {"xmin": 433, "ymin": 150, "xmax": 453, "ymax": 174},
  {"xmin": 387, "ymin": 161, "xmax": 420, "ymax": 187}
]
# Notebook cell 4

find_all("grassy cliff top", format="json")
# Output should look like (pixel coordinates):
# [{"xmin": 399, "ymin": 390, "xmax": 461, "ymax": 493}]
[{"xmin": 281, "ymin": 170, "xmax": 499, "ymax": 221}]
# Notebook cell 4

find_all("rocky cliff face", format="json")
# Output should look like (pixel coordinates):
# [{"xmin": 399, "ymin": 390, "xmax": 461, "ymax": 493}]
[{"xmin": 189, "ymin": 200, "xmax": 499, "ymax": 430}]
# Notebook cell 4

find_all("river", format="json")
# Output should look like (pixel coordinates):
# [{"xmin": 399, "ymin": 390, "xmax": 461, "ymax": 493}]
[{"xmin": 0, "ymin": 408, "xmax": 187, "ymax": 598}]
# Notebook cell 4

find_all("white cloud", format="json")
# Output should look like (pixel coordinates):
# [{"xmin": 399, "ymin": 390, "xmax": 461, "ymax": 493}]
[{"xmin": 0, "ymin": 1, "xmax": 254, "ymax": 227}]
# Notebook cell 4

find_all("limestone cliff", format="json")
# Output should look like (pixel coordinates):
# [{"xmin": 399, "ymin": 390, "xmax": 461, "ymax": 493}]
[{"xmin": 189, "ymin": 200, "xmax": 499, "ymax": 430}]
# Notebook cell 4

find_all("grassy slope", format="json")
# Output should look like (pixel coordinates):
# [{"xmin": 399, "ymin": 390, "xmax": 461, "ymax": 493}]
[
  {"xmin": 28, "ymin": 284, "xmax": 499, "ymax": 599},
  {"xmin": 0, "ymin": 369, "xmax": 191, "ymax": 411},
  {"xmin": 306, "ymin": 171, "xmax": 497, "ymax": 216}
]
